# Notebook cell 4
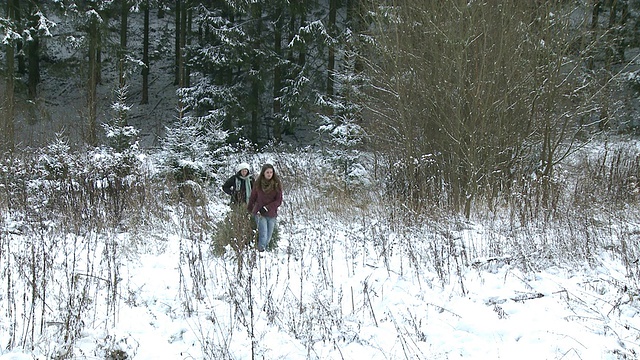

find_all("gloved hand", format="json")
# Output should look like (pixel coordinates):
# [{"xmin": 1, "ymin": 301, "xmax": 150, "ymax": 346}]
[{"xmin": 259, "ymin": 206, "xmax": 268, "ymax": 215}]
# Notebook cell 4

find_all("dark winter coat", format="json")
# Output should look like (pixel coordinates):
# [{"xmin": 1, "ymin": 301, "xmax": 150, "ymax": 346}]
[
  {"xmin": 222, "ymin": 173, "xmax": 254, "ymax": 204},
  {"xmin": 247, "ymin": 184, "xmax": 283, "ymax": 218}
]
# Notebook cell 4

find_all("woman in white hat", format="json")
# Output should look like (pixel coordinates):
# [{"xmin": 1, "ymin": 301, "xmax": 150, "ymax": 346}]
[{"xmin": 222, "ymin": 162, "xmax": 254, "ymax": 205}]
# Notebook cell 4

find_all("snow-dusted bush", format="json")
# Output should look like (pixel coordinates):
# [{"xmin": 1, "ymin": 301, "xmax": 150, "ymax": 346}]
[
  {"xmin": 211, "ymin": 206, "xmax": 256, "ymax": 256},
  {"xmin": 30, "ymin": 128, "xmax": 146, "ymax": 229},
  {"xmin": 105, "ymin": 85, "xmax": 139, "ymax": 154},
  {"xmin": 157, "ymin": 108, "xmax": 230, "ymax": 185},
  {"xmin": 0, "ymin": 152, "xmax": 35, "ymax": 212},
  {"xmin": 86, "ymin": 147, "xmax": 141, "ymax": 190},
  {"xmin": 319, "ymin": 120, "xmax": 372, "ymax": 190},
  {"xmin": 570, "ymin": 142, "xmax": 640, "ymax": 206},
  {"xmin": 38, "ymin": 134, "xmax": 76, "ymax": 182},
  {"xmin": 94, "ymin": 333, "xmax": 139, "ymax": 360},
  {"xmin": 212, "ymin": 206, "xmax": 279, "ymax": 257}
]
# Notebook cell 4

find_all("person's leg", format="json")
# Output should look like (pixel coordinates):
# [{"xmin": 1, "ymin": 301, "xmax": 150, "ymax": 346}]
[
  {"xmin": 264, "ymin": 216, "xmax": 276, "ymax": 248},
  {"xmin": 255, "ymin": 215, "xmax": 267, "ymax": 251}
]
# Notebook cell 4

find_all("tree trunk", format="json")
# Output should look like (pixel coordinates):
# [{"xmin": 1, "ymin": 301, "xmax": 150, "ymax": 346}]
[
  {"xmin": 250, "ymin": 2, "xmax": 262, "ymax": 143},
  {"xmin": 591, "ymin": 1, "xmax": 601, "ymax": 31},
  {"xmin": 174, "ymin": 0, "xmax": 181, "ymax": 86},
  {"xmin": 608, "ymin": 0, "xmax": 617, "ymax": 28},
  {"xmin": 88, "ymin": 15, "xmax": 99, "ymax": 146},
  {"xmin": 97, "ymin": 16, "xmax": 103, "ymax": 85},
  {"xmin": 158, "ymin": 0, "xmax": 165, "ymax": 18},
  {"xmin": 4, "ymin": 0, "xmax": 17, "ymax": 152},
  {"xmin": 27, "ymin": 36, "xmax": 39, "ymax": 99},
  {"xmin": 289, "ymin": 1, "xmax": 307, "ymax": 67},
  {"xmin": 272, "ymin": 3, "xmax": 284, "ymax": 141},
  {"xmin": 27, "ymin": 0, "xmax": 41, "ymax": 99},
  {"xmin": 178, "ymin": 2, "xmax": 189, "ymax": 88},
  {"xmin": 287, "ymin": 3, "xmax": 296, "ymax": 63},
  {"xmin": 119, "ymin": 0, "xmax": 129, "ymax": 86},
  {"xmin": 299, "ymin": 8, "xmax": 307, "ymax": 67},
  {"xmin": 327, "ymin": 0, "xmax": 337, "ymax": 101},
  {"xmin": 347, "ymin": 0, "xmax": 363, "ymax": 73},
  {"xmin": 141, "ymin": 0, "xmax": 150, "ymax": 104},
  {"xmin": 588, "ymin": 0, "xmax": 602, "ymax": 70},
  {"xmin": 15, "ymin": 2, "xmax": 25, "ymax": 75}
]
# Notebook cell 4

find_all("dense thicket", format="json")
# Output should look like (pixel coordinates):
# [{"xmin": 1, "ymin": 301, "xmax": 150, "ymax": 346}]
[
  {"xmin": 1, "ymin": 0, "xmax": 640, "ymax": 215},
  {"xmin": 2, "ymin": 3, "xmax": 640, "ymax": 357},
  {"xmin": 362, "ymin": 0, "xmax": 640, "ymax": 216}
]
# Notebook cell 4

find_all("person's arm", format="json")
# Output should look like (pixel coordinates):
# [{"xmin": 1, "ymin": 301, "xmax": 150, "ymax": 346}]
[
  {"xmin": 247, "ymin": 187, "xmax": 258, "ymax": 214},
  {"xmin": 222, "ymin": 176, "xmax": 235, "ymax": 195},
  {"xmin": 264, "ymin": 188, "xmax": 283, "ymax": 216},
  {"xmin": 270, "ymin": 188, "xmax": 283, "ymax": 209}
]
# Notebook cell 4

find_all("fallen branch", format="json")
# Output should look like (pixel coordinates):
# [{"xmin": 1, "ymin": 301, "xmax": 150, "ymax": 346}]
[{"xmin": 486, "ymin": 291, "xmax": 545, "ymax": 305}]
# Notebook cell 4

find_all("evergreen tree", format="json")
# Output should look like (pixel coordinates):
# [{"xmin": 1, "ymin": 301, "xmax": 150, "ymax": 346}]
[
  {"xmin": 318, "ymin": 12, "xmax": 369, "ymax": 188},
  {"xmin": 179, "ymin": 2, "xmax": 267, "ymax": 144},
  {"xmin": 180, "ymin": 0, "xmax": 347, "ymax": 146},
  {"xmin": 2, "ymin": 0, "xmax": 19, "ymax": 152},
  {"xmin": 104, "ymin": 85, "xmax": 138, "ymax": 154},
  {"xmin": 158, "ymin": 105, "xmax": 229, "ymax": 184},
  {"xmin": 23, "ymin": 0, "xmax": 56, "ymax": 99}
]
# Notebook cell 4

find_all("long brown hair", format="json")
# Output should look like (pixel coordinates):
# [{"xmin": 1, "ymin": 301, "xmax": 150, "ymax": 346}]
[{"xmin": 256, "ymin": 163, "xmax": 282, "ymax": 193}]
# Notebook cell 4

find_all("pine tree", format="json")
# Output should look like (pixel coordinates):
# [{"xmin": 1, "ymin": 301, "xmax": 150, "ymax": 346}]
[
  {"xmin": 104, "ymin": 85, "xmax": 138, "ymax": 155},
  {"xmin": 180, "ymin": 0, "xmax": 349, "ymax": 146},
  {"xmin": 158, "ymin": 105, "xmax": 229, "ymax": 184}
]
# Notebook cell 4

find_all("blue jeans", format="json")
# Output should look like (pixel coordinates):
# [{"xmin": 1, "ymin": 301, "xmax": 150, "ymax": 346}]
[{"xmin": 255, "ymin": 215, "xmax": 276, "ymax": 251}]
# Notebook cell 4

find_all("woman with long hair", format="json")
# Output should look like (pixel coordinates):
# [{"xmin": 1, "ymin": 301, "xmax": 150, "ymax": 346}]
[{"xmin": 247, "ymin": 163, "xmax": 283, "ymax": 252}]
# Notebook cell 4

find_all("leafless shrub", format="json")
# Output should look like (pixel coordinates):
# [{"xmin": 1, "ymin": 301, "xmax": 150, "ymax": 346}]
[
  {"xmin": 94, "ymin": 333, "xmax": 138, "ymax": 360},
  {"xmin": 571, "ymin": 144, "xmax": 640, "ymax": 207},
  {"xmin": 0, "ymin": 143, "xmax": 169, "ymax": 356},
  {"xmin": 174, "ymin": 201, "xmax": 213, "ymax": 316},
  {"xmin": 3, "ymin": 139, "xmax": 640, "ymax": 360},
  {"xmin": 212, "ymin": 206, "xmax": 256, "ymax": 257},
  {"xmin": 363, "ymin": 1, "xmax": 603, "ymax": 219},
  {"xmin": 192, "ymin": 312, "xmax": 236, "ymax": 360}
]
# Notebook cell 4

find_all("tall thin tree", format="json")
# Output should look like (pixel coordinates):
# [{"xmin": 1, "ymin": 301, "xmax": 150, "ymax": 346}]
[
  {"xmin": 249, "ymin": 2, "xmax": 263, "ymax": 143},
  {"xmin": 27, "ymin": 0, "xmax": 41, "ymax": 99},
  {"xmin": 14, "ymin": 1, "xmax": 25, "ymax": 75},
  {"xmin": 327, "ymin": 0, "xmax": 338, "ymax": 103},
  {"xmin": 119, "ymin": 0, "xmax": 130, "ymax": 87},
  {"xmin": 179, "ymin": 1, "xmax": 189, "ymax": 88},
  {"xmin": 141, "ymin": 0, "xmax": 150, "ymax": 104},
  {"xmin": 174, "ymin": 0, "xmax": 181, "ymax": 86},
  {"xmin": 272, "ymin": 2, "xmax": 284, "ymax": 141},
  {"xmin": 4, "ymin": 0, "xmax": 17, "ymax": 152},
  {"xmin": 87, "ymin": 11, "xmax": 100, "ymax": 146}
]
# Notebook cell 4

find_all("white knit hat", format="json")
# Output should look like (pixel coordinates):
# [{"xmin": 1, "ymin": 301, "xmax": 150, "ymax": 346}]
[{"xmin": 236, "ymin": 162, "xmax": 250, "ymax": 173}]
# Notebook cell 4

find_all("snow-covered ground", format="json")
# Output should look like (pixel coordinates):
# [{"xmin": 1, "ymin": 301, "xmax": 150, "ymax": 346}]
[
  {"xmin": 100, "ymin": 233, "xmax": 640, "ymax": 360},
  {"xmin": 2, "ymin": 4, "xmax": 640, "ymax": 358},
  {"xmin": 1, "ymin": 151, "xmax": 639, "ymax": 360}
]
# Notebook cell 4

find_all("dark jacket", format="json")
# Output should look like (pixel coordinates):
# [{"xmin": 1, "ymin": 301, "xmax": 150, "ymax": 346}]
[
  {"xmin": 222, "ymin": 173, "xmax": 254, "ymax": 204},
  {"xmin": 247, "ymin": 184, "xmax": 283, "ymax": 217}
]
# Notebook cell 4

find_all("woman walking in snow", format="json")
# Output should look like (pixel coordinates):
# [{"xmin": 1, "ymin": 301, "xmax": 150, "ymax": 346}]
[
  {"xmin": 247, "ymin": 163, "xmax": 283, "ymax": 252},
  {"xmin": 222, "ymin": 162, "xmax": 254, "ymax": 205}
]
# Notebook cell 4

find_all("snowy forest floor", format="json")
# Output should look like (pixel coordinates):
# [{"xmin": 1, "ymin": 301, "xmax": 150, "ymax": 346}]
[{"xmin": 0, "ymin": 147, "xmax": 640, "ymax": 359}]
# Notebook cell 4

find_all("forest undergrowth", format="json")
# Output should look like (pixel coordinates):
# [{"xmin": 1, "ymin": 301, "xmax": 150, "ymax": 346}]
[{"xmin": 0, "ymin": 140, "xmax": 639, "ymax": 358}]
